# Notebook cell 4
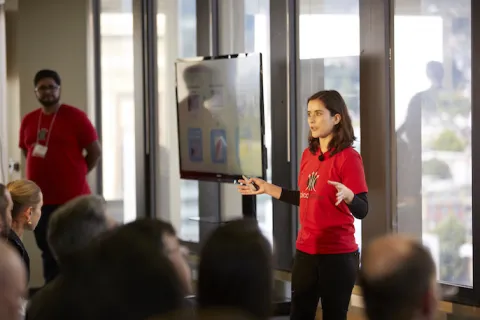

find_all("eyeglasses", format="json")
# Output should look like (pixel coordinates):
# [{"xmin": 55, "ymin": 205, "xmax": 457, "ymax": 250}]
[{"xmin": 35, "ymin": 85, "xmax": 60, "ymax": 93}]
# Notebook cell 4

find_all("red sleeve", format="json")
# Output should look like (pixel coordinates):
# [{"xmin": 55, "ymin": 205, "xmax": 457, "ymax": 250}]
[
  {"xmin": 19, "ymin": 115, "xmax": 27, "ymax": 149},
  {"xmin": 340, "ymin": 150, "xmax": 368, "ymax": 194},
  {"xmin": 76, "ymin": 111, "xmax": 98, "ymax": 149}
]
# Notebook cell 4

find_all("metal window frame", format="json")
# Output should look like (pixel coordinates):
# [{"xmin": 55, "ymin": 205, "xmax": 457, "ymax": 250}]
[
  {"xmin": 132, "ymin": 0, "xmax": 158, "ymax": 218},
  {"xmin": 194, "ymin": 0, "xmax": 223, "ymax": 248},
  {"xmin": 92, "ymin": 0, "xmax": 103, "ymax": 196},
  {"xmin": 269, "ymin": 0, "xmax": 298, "ymax": 271}
]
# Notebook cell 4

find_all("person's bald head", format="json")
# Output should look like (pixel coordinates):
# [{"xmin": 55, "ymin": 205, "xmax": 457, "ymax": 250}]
[
  {"xmin": 359, "ymin": 234, "xmax": 438, "ymax": 320},
  {"xmin": 0, "ymin": 241, "xmax": 27, "ymax": 320}
]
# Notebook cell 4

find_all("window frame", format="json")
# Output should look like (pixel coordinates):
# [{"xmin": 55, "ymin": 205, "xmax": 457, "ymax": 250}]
[{"xmin": 93, "ymin": 0, "xmax": 480, "ymax": 305}]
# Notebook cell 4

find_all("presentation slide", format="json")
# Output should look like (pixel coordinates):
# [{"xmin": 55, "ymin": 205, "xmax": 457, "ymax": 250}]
[{"xmin": 175, "ymin": 53, "xmax": 265, "ymax": 181}]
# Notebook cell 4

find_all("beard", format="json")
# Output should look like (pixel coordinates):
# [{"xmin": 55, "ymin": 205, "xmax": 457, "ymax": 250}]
[{"xmin": 38, "ymin": 96, "xmax": 60, "ymax": 107}]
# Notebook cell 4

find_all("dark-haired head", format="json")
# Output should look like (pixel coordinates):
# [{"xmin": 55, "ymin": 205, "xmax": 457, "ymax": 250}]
[
  {"xmin": 198, "ymin": 218, "xmax": 273, "ymax": 320},
  {"xmin": 65, "ymin": 219, "xmax": 187, "ymax": 319},
  {"xmin": 0, "ymin": 184, "xmax": 13, "ymax": 238},
  {"xmin": 307, "ymin": 90, "xmax": 355, "ymax": 155},
  {"xmin": 34, "ymin": 69, "xmax": 61, "ymax": 87},
  {"xmin": 33, "ymin": 69, "xmax": 61, "ymax": 108},
  {"xmin": 120, "ymin": 218, "xmax": 192, "ymax": 293}
]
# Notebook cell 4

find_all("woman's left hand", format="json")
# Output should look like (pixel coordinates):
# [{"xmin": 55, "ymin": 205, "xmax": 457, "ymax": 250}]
[{"xmin": 327, "ymin": 181, "xmax": 354, "ymax": 206}]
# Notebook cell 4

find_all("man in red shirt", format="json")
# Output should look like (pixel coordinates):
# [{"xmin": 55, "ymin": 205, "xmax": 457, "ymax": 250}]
[{"xmin": 19, "ymin": 69, "xmax": 102, "ymax": 283}]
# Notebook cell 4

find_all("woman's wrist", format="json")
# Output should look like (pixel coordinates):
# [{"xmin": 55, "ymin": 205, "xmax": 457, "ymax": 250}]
[
  {"xmin": 264, "ymin": 182, "xmax": 273, "ymax": 196},
  {"xmin": 344, "ymin": 190, "xmax": 355, "ymax": 204},
  {"xmin": 265, "ymin": 183, "xmax": 283, "ymax": 199}
]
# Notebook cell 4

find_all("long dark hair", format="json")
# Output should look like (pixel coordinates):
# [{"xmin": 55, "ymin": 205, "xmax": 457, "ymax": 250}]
[{"xmin": 307, "ymin": 90, "xmax": 356, "ymax": 155}]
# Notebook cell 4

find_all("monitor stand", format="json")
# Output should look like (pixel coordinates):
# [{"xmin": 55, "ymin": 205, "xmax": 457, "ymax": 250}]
[{"xmin": 242, "ymin": 194, "xmax": 257, "ymax": 219}]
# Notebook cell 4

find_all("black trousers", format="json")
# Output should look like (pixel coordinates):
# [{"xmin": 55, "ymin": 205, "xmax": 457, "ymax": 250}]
[
  {"xmin": 33, "ymin": 204, "xmax": 61, "ymax": 284},
  {"xmin": 290, "ymin": 250, "xmax": 359, "ymax": 320}
]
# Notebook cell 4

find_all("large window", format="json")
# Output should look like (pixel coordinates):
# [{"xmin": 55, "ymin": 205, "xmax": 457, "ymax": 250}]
[
  {"xmin": 157, "ymin": 0, "xmax": 198, "ymax": 242},
  {"xmin": 297, "ymin": 0, "xmax": 361, "ymax": 249},
  {"xmin": 394, "ymin": 0, "xmax": 472, "ymax": 287},
  {"xmin": 100, "ymin": 0, "xmax": 136, "ymax": 223},
  {"xmin": 218, "ymin": 0, "xmax": 272, "ymax": 243}
]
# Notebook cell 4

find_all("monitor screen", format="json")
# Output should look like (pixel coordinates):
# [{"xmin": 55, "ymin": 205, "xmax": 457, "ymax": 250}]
[{"xmin": 175, "ymin": 53, "xmax": 266, "ymax": 182}]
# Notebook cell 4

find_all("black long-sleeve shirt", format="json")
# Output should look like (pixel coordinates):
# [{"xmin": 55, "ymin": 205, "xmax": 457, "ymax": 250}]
[
  {"xmin": 278, "ymin": 188, "xmax": 369, "ymax": 219},
  {"xmin": 7, "ymin": 229, "xmax": 30, "ymax": 283}
]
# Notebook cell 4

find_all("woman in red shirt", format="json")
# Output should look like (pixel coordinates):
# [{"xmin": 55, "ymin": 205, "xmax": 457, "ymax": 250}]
[{"xmin": 238, "ymin": 90, "xmax": 368, "ymax": 320}]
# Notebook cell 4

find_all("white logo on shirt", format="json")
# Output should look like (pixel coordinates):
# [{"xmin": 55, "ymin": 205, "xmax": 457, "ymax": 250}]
[{"xmin": 306, "ymin": 172, "xmax": 319, "ymax": 192}]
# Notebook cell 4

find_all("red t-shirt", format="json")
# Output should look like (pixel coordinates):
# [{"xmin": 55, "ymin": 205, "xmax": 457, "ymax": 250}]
[
  {"xmin": 296, "ymin": 146, "xmax": 368, "ymax": 254},
  {"xmin": 19, "ymin": 104, "xmax": 98, "ymax": 205}
]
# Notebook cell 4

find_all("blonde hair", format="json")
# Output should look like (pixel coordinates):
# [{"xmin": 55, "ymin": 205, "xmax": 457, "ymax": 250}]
[{"xmin": 7, "ymin": 180, "xmax": 42, "ymax": 219}]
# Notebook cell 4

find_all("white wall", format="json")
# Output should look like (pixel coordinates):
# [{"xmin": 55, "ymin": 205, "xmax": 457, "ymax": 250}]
[
  {"xmin": 0, "ymin": 4, "xmax": 9, "ymax": 184},
  {"xmin": 5, "ymin": 10, "xmax": 20, "ymax": 182},
  {"xmin": 7, "ymin": 0, "xmax": 92, "ymax": 288}
]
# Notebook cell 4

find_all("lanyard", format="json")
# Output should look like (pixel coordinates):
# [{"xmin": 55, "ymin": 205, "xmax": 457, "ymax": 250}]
[{"xmin": 36, "ymin": 106, "xmax": 60, "ymax": 147}]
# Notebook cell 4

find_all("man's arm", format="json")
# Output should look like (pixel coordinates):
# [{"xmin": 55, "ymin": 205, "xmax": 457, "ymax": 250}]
[{"xmin": 84, "ymin": 141, "xmax": 102, "ymax": 173}]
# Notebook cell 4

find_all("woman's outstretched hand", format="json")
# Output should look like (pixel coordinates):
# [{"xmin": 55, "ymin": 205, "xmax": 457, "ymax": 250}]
[
  {"xmin": 327, "ymin": 180, "xmax": 354, "ymax": 206},
  {"xmin": 237, "ymin": 177, "xmax": 268, "ymax": 196}
]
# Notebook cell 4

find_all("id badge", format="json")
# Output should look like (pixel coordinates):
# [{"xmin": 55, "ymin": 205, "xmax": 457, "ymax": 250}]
[{"xmin": 32, "ymin": 144, "xmax": 48, "ymax": 158}]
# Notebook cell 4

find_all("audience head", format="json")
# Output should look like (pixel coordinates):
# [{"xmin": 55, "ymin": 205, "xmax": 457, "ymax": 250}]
[
  {"xmin": 198, "ymin": 218, "xmax": 273, "ymax": 320},
  {"xmin": 7, "ymin": 180, "xmax": 43, "ymax": 232},
  {"xmin": 0, "ymin": 184, "xmax": 13, "ymax": 238},
  {"xmin": 0, "ymin": 241, "xmax": 27, "ymax": 320},
  {"xmin": 75, "ymin": 219, "xmax": 186, "ymax": 319},
  {"xmin": 47, "ymin": 195, "xmax": 115, "ymax": 265},
  {"xmin": 359, "ymin": 234, "xmax": 438, "ymax": 320},
  {"xmin": 33, "ymin": 69, "xmax": 61, "ymax": 108},
  {"xmin": 118, "ymin": 218, "xmax": 192, "ymax": 294}
]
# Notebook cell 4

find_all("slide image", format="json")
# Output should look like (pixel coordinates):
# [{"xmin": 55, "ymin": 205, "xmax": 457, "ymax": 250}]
[
  {"xmin": 188, "ymin": 128, "xmax": 203, "ymax": 162},
  {"xmin": 210, "ymin": 129, "xmax": 227, "ymax": 164}
]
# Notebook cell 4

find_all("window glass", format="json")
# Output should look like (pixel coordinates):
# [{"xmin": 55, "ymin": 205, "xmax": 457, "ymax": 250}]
[
  {"xmin": 157, "ymin": 0, "xmax": 198, "ymax": 241},
  {"xmin": 218, "ymin": 0, "xmax": 272, "ymax": 243},
  {"xmin": 100, "ymin": 0, "xmax": 136, "ymax": 223},
  {"xmin": 394, "ymin": 0, "xmax": 472, "ymax": 286},
  {"xmin": 297, "ymin": 0, "xmax": 361, "ymax": 249}
]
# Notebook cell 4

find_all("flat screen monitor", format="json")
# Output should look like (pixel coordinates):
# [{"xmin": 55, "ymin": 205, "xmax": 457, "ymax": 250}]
[{"xmin": 175, "ymin": 53, "xmax": 266, "ymax": 182}]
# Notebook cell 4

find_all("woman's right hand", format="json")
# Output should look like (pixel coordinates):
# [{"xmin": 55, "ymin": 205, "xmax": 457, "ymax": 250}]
[{"xmin": 237, "ymin": 177, "xmax": 269, "ymax": 196}]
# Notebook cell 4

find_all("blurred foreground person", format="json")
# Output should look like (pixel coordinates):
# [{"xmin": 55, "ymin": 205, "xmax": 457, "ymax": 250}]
[
  {"xmin": 0, "ymin": 241, "xmax": 27, "ymax": 320},
  {"xmin": 28, "ymin": 218, "xmax": 187, "ymax": 320},
  {"xmin": 359, "ymin": 234, "xmax": 439, "ymax": 320},
  {"xmin": 197, "ymin": 218, "xmax": 273, "ymax": 320}
]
